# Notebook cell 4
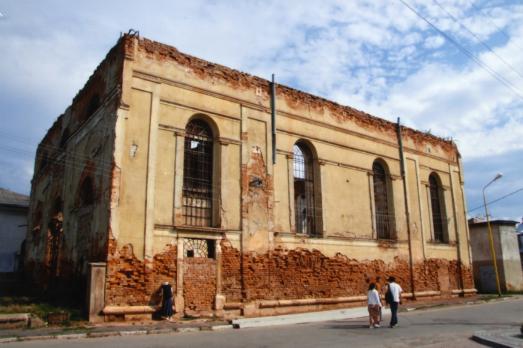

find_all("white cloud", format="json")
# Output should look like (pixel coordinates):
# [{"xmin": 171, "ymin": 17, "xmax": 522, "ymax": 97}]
[
  {"xmin": 1, "ymin": 0, "xmax": 523, "ymax": 218},
  {"xmin": 424, "ymin": 35, "xmax": 445, "ymax": 49}
]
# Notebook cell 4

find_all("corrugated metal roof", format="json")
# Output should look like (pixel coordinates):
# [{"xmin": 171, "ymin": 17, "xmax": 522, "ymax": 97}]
[{"xmin": 0, "ymin": 188, "xmax": 29, "ymax": 207}]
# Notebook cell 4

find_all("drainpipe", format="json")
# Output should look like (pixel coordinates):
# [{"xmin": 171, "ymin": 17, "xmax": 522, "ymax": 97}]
[
  {"xmin": 448, "ymin": 162, "xmax": 465, "ymax": 295},
  {"xmin": 270, "ymin": 74, "xmax": 276, "ymax": 165},
  {"xmin": 397, "ymin": 118, "xmax": 416, "ymax": 300}
]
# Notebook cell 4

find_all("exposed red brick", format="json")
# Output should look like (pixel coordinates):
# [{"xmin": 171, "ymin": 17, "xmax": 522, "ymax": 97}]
[
  {"xmin": 183, "ymin": 258, "xmax": 216, "ymax": 312},
  {"xmin": 105, "ymin": 241, "xmax": 177, "ymax": 307},
  {"xmin": 221, "ymin": 241, "xmax": 472, "ymax": 301}
]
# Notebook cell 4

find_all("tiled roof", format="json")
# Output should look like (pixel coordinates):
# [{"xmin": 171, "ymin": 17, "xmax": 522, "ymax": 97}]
[{"xmin": 0, "ymin": 188, "xmax": 29, "ymax": 207}]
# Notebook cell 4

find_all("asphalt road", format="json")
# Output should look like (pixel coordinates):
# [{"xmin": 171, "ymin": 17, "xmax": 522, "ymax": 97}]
[{"xmin": 8, "ymin": 298, "xmax": 523, "ymax": 348}]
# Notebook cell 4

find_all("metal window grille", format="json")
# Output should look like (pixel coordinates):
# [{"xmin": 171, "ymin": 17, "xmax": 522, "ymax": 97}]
[
  {"xmin": 183, "ymin": 120, "xmax": 213, "ymax": 227},
  {"xmin": 183, "ymin": 238, "xmax": 215, "ymax": 258},
  {"xmin": 373, "ymin": 162, "xmax": 392, "ymax": 239},
  {"xmin": 293, "ymin": 144, "xmax": 317, "ymax": 236},
  {"xmin": 429, "ymin": 174, "xmax": 446, "ymax": 242}
]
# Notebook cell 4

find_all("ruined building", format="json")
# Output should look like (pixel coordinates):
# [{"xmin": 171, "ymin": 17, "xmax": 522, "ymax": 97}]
[{"xmin": 25, "ymin": 33, "xmax": 475, "ymax": 321}]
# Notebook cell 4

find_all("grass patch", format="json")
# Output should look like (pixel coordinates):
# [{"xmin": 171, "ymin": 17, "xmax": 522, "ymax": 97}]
[{"xmin": 0, "ymin": 296, "xmax": 83, "ymax": 324}]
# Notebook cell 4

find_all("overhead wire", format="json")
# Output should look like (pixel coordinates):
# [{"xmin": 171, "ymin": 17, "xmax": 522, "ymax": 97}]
[
  {"xmin": 397, "ymin": 0, "xmax": 523, "ymax": 101},
  {"xmin": 467, "ymin": 187, "xmax": 523, "ymax": 213},
  {"xmin": 432, "ymin": 0, "xmax": 523, "ymax": 81},
  {"xmin": 469, "ymin": 0, "xmax": 523, "ymax": 53}
]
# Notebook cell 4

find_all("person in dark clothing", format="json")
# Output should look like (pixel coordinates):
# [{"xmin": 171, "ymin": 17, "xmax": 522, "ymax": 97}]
[
  {"xmin": 385, "ymin": 276, "xmax": 403, "ymax": 328},
  {"xmin": 160, "ymin": 282, "xmax": 174, "ymax": 321}
]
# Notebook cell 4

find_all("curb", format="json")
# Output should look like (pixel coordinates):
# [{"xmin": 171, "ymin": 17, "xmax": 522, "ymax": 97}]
[
  {"xmin": 0, "ymin": 324, "xmax": 235, "ymax": 344},
  {"xmin": 87, "ymin": 331, "xmax": 119, "ymax": 338},
  {"xmin": 471, "ymin": 329, "xmax": 522, "ymax": 348},
  {"xmin": 119, "ymin": 330, "xmax": 148, "ymax": 336},
  {"xmin": 56, "ymin": 333, "xmax": 88, "ymax": 340}
]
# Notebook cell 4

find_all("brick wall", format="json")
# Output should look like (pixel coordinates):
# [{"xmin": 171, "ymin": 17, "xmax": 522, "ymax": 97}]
[
  {"xmin": 183, "ymin": 258, "xmax": 216, "ymax": 312},
  {"xmin": 221, "ymin": 241, "xmax": 473, "ymax": 301},
  {"xmin": 105, "ymin": 240, "xmax": 177, "ymax": 306},
  {"xmin": 103, "ymin": 239, "xmax": 473, "ymax": 310}
]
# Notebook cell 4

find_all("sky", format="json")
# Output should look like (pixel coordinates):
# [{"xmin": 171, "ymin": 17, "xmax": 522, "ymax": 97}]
[{"xmin": 0, "ymin": 0, "xmax": 522, "ymax": 221}]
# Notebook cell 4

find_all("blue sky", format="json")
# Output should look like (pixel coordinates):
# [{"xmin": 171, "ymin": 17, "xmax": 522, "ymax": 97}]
[{"xmin": 0, "ymin": 0, "xmax": 522, "ymax": 221}]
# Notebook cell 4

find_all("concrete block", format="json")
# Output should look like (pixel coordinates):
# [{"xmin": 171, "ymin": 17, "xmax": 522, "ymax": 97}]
[
  {"xmin": 0, "ymin": 313, "xmax": 29, "ymax": 329},
  {"xmin": 0, "ymin": 337, "xmax": 18, "ymax": 344},
  {"xmin": 147, "ymin": 328, "xmax": 174, "ymax": 335},
  {"xmin": 175, "ymin": 327, "xmax": 200, "ymax": 333},
  {"xmin": 56, "ymin": 333, "xmax": 88, "ymax": 340},
  {"xmin": 211, "ymin": 324, "xmax": 233, "ymax": 331},
  {"xmin": 119, "ymin": 330, "xmax": 148, "ymax": 336}
]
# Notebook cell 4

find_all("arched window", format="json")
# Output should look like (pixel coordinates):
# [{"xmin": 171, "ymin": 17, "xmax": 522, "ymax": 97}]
[
  {"xmin": 183, "ymin": 119, "xmax": 214, "ymax": 227},
  {"xmin": 32, "ymin": 202, "xmax": 43, "ymax": 235},
  {"xmin": 293, "ymin": 142, "xmax": 320, "ymax": 236},
  {"xmin": 60, "ymin": 127, "xmax": 70, "ymax": 148},
  {"xmin": 85, "ymin": 94, "xmax": 100, "ymax": 120},
  {"xmin": 79, "ymin": 177, "xmax": 94, "ymax": 206},
  {"xmin": 373, "ymin": 160, "xmax": 393, "ymax": 239},
  {"xmin": 429, "ymin": 173, "xmax": 447, "ymax": 243}
]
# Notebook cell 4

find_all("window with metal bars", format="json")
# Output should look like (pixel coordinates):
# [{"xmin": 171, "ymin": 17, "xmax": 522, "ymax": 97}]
[
  {"xmin": 183, "ymin": 119, "xmax": 214, "ymax": 227},
  {"xmin": 429, "ymin": 173, "xmax": 447, "ymax": 243},
  {"xmin": 373, "ymin": 161, "xmax": 393, "ymax": 239},
  {"xmin": 293, "ymin": 142, "xmax": 318, "ymax": 236}
]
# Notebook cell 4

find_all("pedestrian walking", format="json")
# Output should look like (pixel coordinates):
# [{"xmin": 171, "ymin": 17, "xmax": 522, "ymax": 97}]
[
  {"xmin": 367, "ymin": 283, "xmax": 382, "ymax": 328},
  {"xmin": 385, "ymin": 276, "xmax": 403, "ymax": 328},
  {"xmin": 160, "ymin": 281, "xmax": 174, "ymax": 321}
]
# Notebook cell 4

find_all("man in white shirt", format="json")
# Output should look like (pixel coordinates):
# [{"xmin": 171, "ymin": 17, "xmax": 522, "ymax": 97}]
[{"xmin": 386, "ymin": 276, "xmax": 403, "ymax": 328}]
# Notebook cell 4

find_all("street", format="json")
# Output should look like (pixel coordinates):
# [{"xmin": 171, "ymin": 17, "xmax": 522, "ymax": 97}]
[{"xmin": 7, "ymin": 298, "xmax": 523, "ymax": 348}]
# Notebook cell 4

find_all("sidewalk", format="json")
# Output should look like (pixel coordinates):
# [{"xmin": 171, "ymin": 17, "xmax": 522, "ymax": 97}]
[
  {"xmin": 0, "ymin": 318, "xmax": 232, "ymax": 344},
  {"xmin": 0, "ymin": 294, "xmax": 520, "ymax": 344}
]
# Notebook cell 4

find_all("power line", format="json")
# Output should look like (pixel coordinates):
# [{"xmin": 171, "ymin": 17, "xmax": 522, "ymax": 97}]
[
  {"xmin": 433, "ymin": 0, "xmax": 523, "ymax": 81},
  {"xmin": 397, "ymin": 0, "xmax": 523, "ymax": 101},
  {"xmin": 467, "ymin": 187, "xmax": 523, "ymax": 213},
  {"xmin": 469, "ymin": 1, "xmax": 523, "ymax": 53}
]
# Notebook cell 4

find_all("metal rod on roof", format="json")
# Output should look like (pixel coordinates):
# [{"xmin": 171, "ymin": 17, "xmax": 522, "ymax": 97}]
[
  {"xmin": 271, "ymin": 74, "xmax": 276, "ymax": 165},
  {"xmin": 397, "ymin": 117, "xmax": 416, "ymax": 300}
]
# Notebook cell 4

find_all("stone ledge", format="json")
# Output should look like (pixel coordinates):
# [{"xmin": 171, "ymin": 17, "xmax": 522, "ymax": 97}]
[
  {"xmin": 451, "ymin": 288, "xmax": 477, "ymax": 295},
  {"xmin": 102, "ymin": 306, "xmax": 156, "ymax": 315},
  {"xmin": 258, "ymin": 296, "xmax": 367, "ymax": 309}
]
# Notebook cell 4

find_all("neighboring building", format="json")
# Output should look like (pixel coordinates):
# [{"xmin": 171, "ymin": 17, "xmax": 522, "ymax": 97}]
[
  {"xmin": 25, "ymin": 33, "xmax": 475, "ymax": 322},
  {"xmin": 0, "ymin": 188, "xmax": 29, "ymax": 273},
  {"xmin": 468, "ymin": 219, "xmax": 523, "ymax": 293}
]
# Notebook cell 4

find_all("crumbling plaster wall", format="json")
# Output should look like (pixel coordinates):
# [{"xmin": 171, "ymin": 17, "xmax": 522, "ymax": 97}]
[
  {"xmin": 25, "ymin": 40, "xmax": 124, "ymax": 294},
  {"xmin": 102, "ymin": 35, "xmax": 473, "ymax": 312}
]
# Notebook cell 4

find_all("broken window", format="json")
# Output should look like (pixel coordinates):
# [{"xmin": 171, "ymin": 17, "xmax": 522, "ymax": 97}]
[
  {"xmin": 429, "ymin": 173, "xmax": 447, "ymax": 243},
  {"xmin": 84, "ymin": 94, "xmax": 100, "ymax": 121},
  {"xmin": 60, "ymin": 127, "xmax": 70, "ymax": 148},
  {"xmin": 39, "ymin": 152, "xmax": 49, "ymax": 172},
  {"xmin": 183, "ymin": 119, "xmax": 214, "ymax": 227},
  {"xmin": 32, "ymin": 202, "xmax": 43, "ymax": 236},
  {"xmin": 79, "ymin": 177, "xmax": 95, "ymax": 206},
  {"xmin": 293, "ymin": 142, "xmax": 318, "ymax": 236},
  {"xmin": 47, "ymin": 197, "xmax": 64, "ymax": 277},
  {"xmin": 373, "ymin": 161, "xmax": 393, "ymax": 239},
  {"xmin": 183, "ymin": 238, "xmax": 215, "ymax": 259}
]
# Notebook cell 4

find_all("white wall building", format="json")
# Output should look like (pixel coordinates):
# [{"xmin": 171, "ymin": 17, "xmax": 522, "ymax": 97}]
[{"xmin": 0, "ymin": 188, "xmax": 29, "ymax": 273}]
